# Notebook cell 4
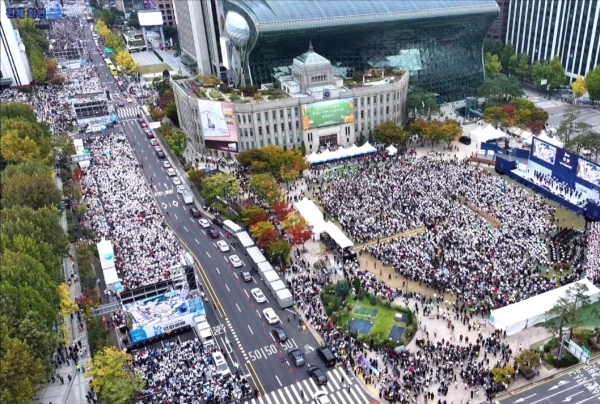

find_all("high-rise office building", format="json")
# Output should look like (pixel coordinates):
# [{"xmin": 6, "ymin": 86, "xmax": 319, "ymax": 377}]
[
  {"xmin": 0, "ymin": 0, "xmax": 32, "ymax": 87},
  {"xmin": 487, "ymin": 0, "xmax": 511, "ymax": 42},
  {"xmin": 172, "ymin": 0, "xmax": 222, "ymax": 76},
  {"xmin": 507, "ymin": 0, "xmax": 600, "ymax": 81},
  {"xmin": 219, "ymin": 0, "xmax": 498, "ymax": 102}
]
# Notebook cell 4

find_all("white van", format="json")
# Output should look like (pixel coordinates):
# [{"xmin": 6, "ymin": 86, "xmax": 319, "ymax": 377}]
[{"xmin": 212, "ymin": 352, "xmax": 231, "ymax": 377}]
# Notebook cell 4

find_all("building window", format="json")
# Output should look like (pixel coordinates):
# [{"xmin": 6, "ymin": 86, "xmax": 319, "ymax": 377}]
[{"xmin": 258, "ymin": 127, "xmax": 262, "ymax": 135}]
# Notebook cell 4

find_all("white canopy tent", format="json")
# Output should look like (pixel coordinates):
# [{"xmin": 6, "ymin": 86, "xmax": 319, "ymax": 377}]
[
  {"xmin": 324, "ymin": 221, "xmax": 354, "ymax": 249},
  {"xmin": 386, "ymin": 145, "xmax": 398, "ymax": 156},
  {"xmin": 536, "ymin": 132, "xmax": 564, "ymax": 147},
  {"xmin": 97, "ymin": 239, "xmax": 120, "ymax": 289},
  {"xmin": 489, "ymin": 279, "xmax": 600, "ymax": 336},
  {"xmin": 305, "ymin": 143, "xmax": 378, "ymax": 164},
  {"xmin": 294, "ymin": 197, "xmax": 327, "ymax": 239},
  {"xmin": 356, "ymin": 142, "xmax": 377, "ymax": 155},
  {"xmin": 473, "ymin": 125, "xmax": 509, "ymax": 143}
]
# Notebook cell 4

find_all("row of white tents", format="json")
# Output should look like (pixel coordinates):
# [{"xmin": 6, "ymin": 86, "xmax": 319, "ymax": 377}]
[
  {"xmin": 294, "ymin": 197, "xmax": 354, "ymax": 248},
  {"xmin": 472, "ymin": 124, "xmax": 565, "ymax": 148},
  {"xmin": 306, "ymin": 142, "xmax": 377, "ymax": 164}
]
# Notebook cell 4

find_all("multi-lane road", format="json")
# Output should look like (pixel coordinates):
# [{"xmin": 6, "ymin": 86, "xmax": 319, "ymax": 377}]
[
  {"xmin": 82, "ymin": 25, "xmax": 353, "ymax": 399},
  {"xmin": 500, "ymin": 358, "xmax": 600, "ymax": 404}
]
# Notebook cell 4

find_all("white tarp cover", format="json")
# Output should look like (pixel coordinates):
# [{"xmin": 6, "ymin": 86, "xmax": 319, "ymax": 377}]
[
  {"xmin": 294, "ymin": 198, "xmax": 327, "ymax": 234},
  {"xmin": 236, "ymin": 231, "xmax": 255, "ymax": 249},
  {"xmin": 386, "ymin": 145, "xmax": 398, "ymax": 156},
  {"xmin": 79, "ymin": 160, "xmax": 91, "ymax": 168},
  {"xmin": 489, "ymin": 279, "xmax": 600, "ymax": 336},
  {"xmin": 97, "ymin": 239, "xmax": 115, "ymax": 271},
  {"xmin": 476, "ymin": 125, "xmax": 509, "ymax": 143},
  {"xmin": 306, "ymin": 143, "xmax": 377, "ymax": 164},
  {"xmin": 325, "ymin": 221, "xmax": 354, "ymax": 249},
  {"xmin": 103, "ymin": 268, "xmax": 119, "ymax": 285},
  {"xmin": 357, "ymin": 142, "xmax": 377, "ymax": 155}
]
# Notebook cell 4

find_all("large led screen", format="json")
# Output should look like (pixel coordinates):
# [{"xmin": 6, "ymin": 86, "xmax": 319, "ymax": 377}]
[
  {"xmin": 577, "ymin": 159, "xmax": 600, "ymax": 187},
  {"xmin": 532, "ymin": 137, "xmax": 557, "ymax": 166},
  {"xmin": 302, "ymin": 98, "xmax": 354, "ymax": 130}
]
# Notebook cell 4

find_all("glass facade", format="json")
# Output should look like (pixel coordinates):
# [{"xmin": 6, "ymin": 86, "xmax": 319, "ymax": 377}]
[{"xmin": 223, "ymin": 0, "xmax": 498, "ymax": 102}]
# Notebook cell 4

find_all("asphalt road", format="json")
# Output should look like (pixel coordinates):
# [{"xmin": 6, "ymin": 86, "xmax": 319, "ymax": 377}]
[
  {"xmin": 82, "ymin": 26, "xmax": 323, "ymax": 395},
  {"xmin": 500, "ymin": 358, "xmax": 600, "ymax": 404}
]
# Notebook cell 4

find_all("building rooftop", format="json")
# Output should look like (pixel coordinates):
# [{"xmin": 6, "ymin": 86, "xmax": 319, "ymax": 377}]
[
  {"xmin": 176, "ymin": 78, "xmax": 291, "ymax": 104},
  {"xmin": 294, "ymin": 42, "xmax": 331, "ymax": 66},
  {"xmin": 227, "ymin": 0, "xmax": 499, "ymax": 26}
]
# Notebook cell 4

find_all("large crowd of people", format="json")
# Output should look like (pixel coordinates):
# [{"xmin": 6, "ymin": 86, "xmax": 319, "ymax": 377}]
[
  {"xmin": 315, "ymin": 157, "xmax": 596, "ymax": 312},
  {"xmin": 585, "ymin": 222, "xmax": 600, "ymax": 284},
  {"xmin": 80, "ymin": 134, "xmax": 183, "ymax": 290},
  {"xmin": 132, "ymin": 340, "xmax": 250, "ymax": 404}
]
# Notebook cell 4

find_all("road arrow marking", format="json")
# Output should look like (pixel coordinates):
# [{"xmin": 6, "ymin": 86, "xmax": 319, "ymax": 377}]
[
  {"xmin": 564, "ymin": 392, "xmax": 583, "ymax": 402},
  {"xmin": 550, "ymin": 380, "xmax": 570, "ymax": 390},
  {"xmin": 515, "ymin": 394, "xmax": 536, "ymax": 403}
]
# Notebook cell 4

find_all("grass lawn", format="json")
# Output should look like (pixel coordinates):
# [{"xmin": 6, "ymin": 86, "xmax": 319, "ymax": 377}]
[
  {"xmin": 579, "ymin": 300, "xmax": 600, "ymax": 328},
  {"xmin": 138, "ymin": 63, "xmax": 174, "ymax": 75},
  {"xmin": 337, "ymin": 295, "xmax": 409, "ymax": 342}
]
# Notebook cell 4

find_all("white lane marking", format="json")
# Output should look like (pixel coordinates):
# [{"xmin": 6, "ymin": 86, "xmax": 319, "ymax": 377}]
[
  {"xmin": 183, "ymin": 226, "xmax": 189, "ymax": 232},
  {"xmin": 275, "ymin": 375, "xmax": 282, "ymax": 387},
  {"xmin": 248, "ymin": 325, "xmax": 253, "ymax": 335},
  {"xmin": 236, "ymin": 303, "xmax": 241, "ymax": 312},
  {"xmin": 174, "ymin": 214, "xmax": 178, "ymax": 220},
  {"xmin": 195, "ymin": 238, "xmax": 199, "ymax": 244},
  {"xmin": 225, "ymin": 284, "xmax": 230, "ymax": 292},
  {"xmin": 206, "ymin": 252, "xmax": 211, "ymax": 258},
  {"xmin": 216, "ymin": 267, "xmax": 220, "ymax": 274}
]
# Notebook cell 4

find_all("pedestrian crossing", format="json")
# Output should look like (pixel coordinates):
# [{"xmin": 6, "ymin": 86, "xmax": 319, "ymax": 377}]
[
  {"xmin": 117, "ymin": 107, "xmax": 143, "ymax": 118},
  {"xmin": 246, "ymin": 368, "xmax": 371, "ymax": 404}
]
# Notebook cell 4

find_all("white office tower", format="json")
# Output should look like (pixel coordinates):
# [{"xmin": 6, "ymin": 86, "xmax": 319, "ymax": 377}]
[
  {"xmin": 507, "ymin": 0, "xmax": 600, "ymax": 81},
  {"xmin": 172, "ymin": 0, "xmax": 222, "ymax": 76},
  {"xmin": 0, "ymin": 0, "xmax": 33, "ymax": 86}
]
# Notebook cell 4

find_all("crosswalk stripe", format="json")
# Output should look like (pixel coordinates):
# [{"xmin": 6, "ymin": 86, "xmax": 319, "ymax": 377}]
[
  {"xmin": 276, "ymin": 389, "xmax": 288, "ymax": 404},
  {"xmin": 348, "ymin": 386, "xmax": 362, "ymax": 402},
  {"xmin": 341, "ymin": 388, "xmax": 354, "ymax": 403},
  {"xmin": 328, "ymin": 369, "xmax": 340, "ymax": 390},
  {"xmin": 263, "ymin": 394, "xmax": 272, "ymax": 404},
  {"xmin": 307, "ymin": 378, "xmax": 320, "ymax": 395},
  {"xmin": 289, "ymin": 383, "xmax": 302, "ymax": 402},
  {"xmin": 283, "ymin": 386, "xmax": 295, "ymax": 403},
  {"xmin": 354, "ymin": 382, "xmax": 369, "ymax": 402},
  {"xmin": 329, "ymin": 392, "xmax": 342, "ymax": 404}
]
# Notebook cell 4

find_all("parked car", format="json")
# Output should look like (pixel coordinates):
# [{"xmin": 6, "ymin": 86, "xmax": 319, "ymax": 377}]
[
  {"xmin": 212, "ymin": 217, "xmax": 224, "ymax": 227},
  {"xmin": 156, "ymin": 150, "xmax": 165, "ymax": 158},
  {"xmin": 212, "ymin": 352, "xmax": 231, "ymax": 377},
  {"xmin": 263, "ymin": 308, "xmax": 279, "ymax": 324},
  {"xmin": 207, "ymin": 228, "xmax": 219, "ymax": 238},
  {"xmin": 189, "ymin": 208, "xmax": 201, "ymax": 218},
  {"xmin": 459, "ymin": 135, "xmax": 472, "ymax": 145},
  {"xmin": 199, "ymin": 218, "xmax": 211, "ymax": 228},
  {"xmin": 229, "ymin": 255, "xmax": 242, "ymax": 267},
  {"xmin": 166, "ymin": 168, "xmax": 176, "ymax": 176},
  {"xmin": 241, "ymin": 271, "xmax": 252, "ymax": 282},
  {"xmin": 271, "ymin": 326, "xmax": 288, "ymax": 342},
  {"xmin": 252, "ymin": 288, "xmax": 266, "ymax": 303},
  {"xmin": 216, "ymin": 240, "xmax": 230, "ymax": 251},
  {"xmin": 316, "ymin": 345, "xmax": 337, "ymax": 367}
]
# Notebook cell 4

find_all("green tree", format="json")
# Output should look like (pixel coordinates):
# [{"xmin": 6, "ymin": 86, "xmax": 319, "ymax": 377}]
[
  {"xmin": 545, "ymin": 283, "xmax": 592, "ymax": 357},
  {"xmin": 0, "ymin": 102, "xmax": 36, "ymax": 121},
  {"xmin": 87, "ymin": 317, "xmax": 110, "ymax": 356},
  {"xmin": 439, "ymin": 120, "xmax": 462, "ymax": 147},
  {"xmin": 89, "ymin": 347, "xmax": 145, "ymax": 404},
  {"xmin": 186, "ymin": 169, "xmax": 208, "ymax": 191},
  {"xmin": 531, "ymin": 60, "xmax": 546, "ymax": 87},
  {"xmin": 571, "ymin": 75, "xmax": 587, "ymax": 98},
  {"xmin": 515, "ymin": 53, "xmax": 531, "ymax": 81},
  {"xmin": 406, "ymin": 90, "xmax": 439, "ymax": 119},
  {"xmin": 201, "ymin": 173, "xmax": 241, "ymax": 205},
  {"xmin": 248, "ymin": 173, "xmax": 282, "ymax": 206},
  {"xmin": 16, "ymin": 312, "xmax": 58, "ymax": 368},
  {"xmin": 546, "ymin": 55, "xmax": 567, "ymax": 88},
  {"xmin": 0, "ymin": 130, "xmax": 41, "ymax": 163},
  {"xmin": 507, "ymin": 54, "xmax": 519, "ymax": 77},
  {"xmin": 0, "ymin": 321, "xmax": 46, "ymax": 404},
  {"xmin": 165, "ymin": 101, "xmax": 179, "ymax": 127},
  {"xmin": 372, "ymin": 121, "xmax": 410, "ymax": 146},
  {"xmin": 484, "ymin": 52, "xmax": 503, "ymax": 78},
  {"xmin": 1, "ymin": 116, "xmax": 54, "ymax": 161},
  {"xmin": 1, "ymin": 162, "xmax": 62, "ymax": 209},
  {"xmin": 556, "ymin": 108, "xmax": 580, "ymax": 145},
  {"xmin": 269, "ymin": 239, "xmax": 291, "ymax": 266},
  {"xmin": 0, "ymin": 282, "xmax": 57, "ymax": 330},
  {"xmin": 104, "ymin": 33, "xmax": 123, "ymax": 53},
  {"xmin": 250, "ymin": 221, "xmax": 276, "ymax": 239},
  {"xmin": 162, "ymin": 128, "xmax": 187, "ymax": 157},
  {"xmin": 585, "ymin": 65, "xmax": 600, "ymax": 102}
]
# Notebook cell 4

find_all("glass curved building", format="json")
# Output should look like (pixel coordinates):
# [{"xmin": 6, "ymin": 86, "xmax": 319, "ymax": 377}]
[{"xmin": 222, "ymin": 0, "xmax": 499, "ymax": 102}]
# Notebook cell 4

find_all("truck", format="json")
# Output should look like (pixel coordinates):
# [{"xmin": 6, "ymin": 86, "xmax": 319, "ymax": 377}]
[
  {"xmin": 274, "ymin": 288, "xmax": 294, "ymax": 308},
  {"xmin": 193, "ymin": 316, "xmax": 215, "ymax": 348},
  {"xmin": 183, "ymin": 192, "xmax": 194, "ymax": 205}
]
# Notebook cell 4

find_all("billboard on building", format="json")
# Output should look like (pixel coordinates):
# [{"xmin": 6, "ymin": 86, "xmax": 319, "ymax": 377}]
[
  {"xmin": 577, "ymin": 159, "xmax": 600, "ymax": 187},
  {"xmin": 198, "ymin": 100, "xmax": 238, "ymax": 151},
  {"xmin": 532, "ymin": 137, "xmax": 557, "ymax": 166},
  {"xmin": 302, "ymin": 98, "xmax": 354, "ymax": 130},
  {"xmin": 137, "ymin": 10, "xmax": 163, "ymax": 26}
]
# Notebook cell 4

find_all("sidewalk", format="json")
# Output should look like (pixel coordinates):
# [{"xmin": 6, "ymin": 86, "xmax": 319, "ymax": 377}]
[{"xmin": 34, "ymin": 214, "xmax": 94, "ymax": 404}]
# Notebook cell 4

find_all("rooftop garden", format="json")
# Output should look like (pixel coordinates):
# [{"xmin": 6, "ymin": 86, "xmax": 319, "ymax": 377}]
[
  {"xmin": 190, "ymin": 74, "xmax": 289, "ymax": 103},
  {"xmin": 343, "ymin": 67, "xmax": 406, "ymax": 88}
]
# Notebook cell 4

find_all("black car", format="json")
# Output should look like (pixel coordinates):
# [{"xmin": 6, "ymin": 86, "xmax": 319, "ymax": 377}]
[
  {"xmin": 156, "ymin": 151, "xmax": 166, "ymax": 159},
  {"xmin": 189, "ymin": 208, "xmax": 201, "ymax": 218},
  {"xmin": 212, "ymin": 217, "xmax": 224, "ymax": 227},
  {"xmin": 241, "ymin": 271, "xmax": 252, "ymax": 282},
  {"xmin": 207, "ymin": 228, "xmax": 219, "ymax": 239},
  {"xmin": 271, "ymin": 326, "xmax": 288, "ymax": 342},
  {"xmin": 316, "ymin": 345, "xmax": 336, "ymax": 367},
  {"xmin": 307, "ymin": 365, "xmax": 328, "ymax": 385},
  {"xmin": 459, "ymin": 135, "xmax": 472, "ymax": 145},
  {"xmin": 287, "ymin": 348, "xmax": 305, "ymax": 366}
]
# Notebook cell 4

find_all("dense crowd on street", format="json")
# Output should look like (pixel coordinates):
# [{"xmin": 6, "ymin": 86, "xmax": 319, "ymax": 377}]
[
  {"xmin": 585, "ymin": 222, "xmax": 600, "ymax": 284},
  {"xmin": 80, "ymin": 134, "xmax": 183, "ymax": 290},
  {"xmin": 0, "ymin": 16, "xmax": 107, "ymax": 134},
  {"xmin": 132, "ymin": 339, "xmax": 250, "ymax": 404}
]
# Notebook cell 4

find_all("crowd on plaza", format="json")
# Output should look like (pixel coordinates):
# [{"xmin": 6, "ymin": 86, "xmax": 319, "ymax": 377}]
[
  {"xmin": 80, "ymin": 134, "xmax": 183, "ymax": 290},
  {"xmin": 285, "ymin": 258, "xmax": 510, "ymax": 403},
  {"xmin": 131, "ymin": 339, "xmax": 250, "ymax": 404},
  {"xmin": 315, "ymin": 157, "xmax": 590, "ymax": 312},
  {"xmin": 585, "ymin": 222, "xmax": 600, "ymax": 284}
]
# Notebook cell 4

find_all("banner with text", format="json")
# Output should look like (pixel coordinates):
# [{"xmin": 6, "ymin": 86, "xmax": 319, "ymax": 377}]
[
  {"xmin": 302, "ymin": 98, "xmax": 354, "ymax": 130},
  {"xmin": 198, "ymin": 100, "xmax": 239, "ymax": 149}
]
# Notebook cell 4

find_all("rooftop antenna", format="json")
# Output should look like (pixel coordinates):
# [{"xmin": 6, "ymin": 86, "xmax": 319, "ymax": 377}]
[{"xmin": 308, "ymin": 41, "xmax": 313, "ymax": 52}]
